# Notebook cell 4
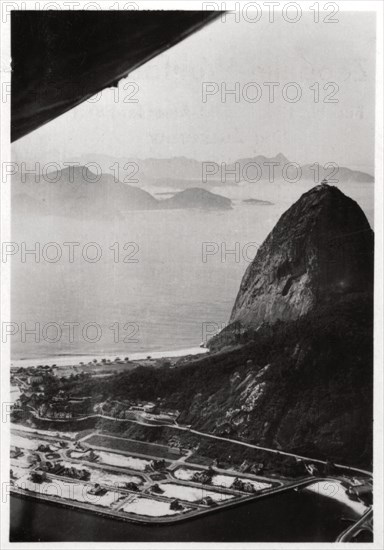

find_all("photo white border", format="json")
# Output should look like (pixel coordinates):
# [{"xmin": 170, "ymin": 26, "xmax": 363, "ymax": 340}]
[{"xmin": 1, "ymin": 1, "xmax": 383, "ymax": 549}]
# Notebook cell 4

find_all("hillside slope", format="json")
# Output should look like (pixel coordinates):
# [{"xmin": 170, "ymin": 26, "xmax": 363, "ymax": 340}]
[
  {"xmin": 27, "ymin": 183, "xmax": 372, "ymax": 468},
  {"xmin": 122, "ymin": 185, "xmax": 373, "ymax": 466},
  {"xmin": 80, "ymin": 293, "xmax": 372, "ymax": 468}
]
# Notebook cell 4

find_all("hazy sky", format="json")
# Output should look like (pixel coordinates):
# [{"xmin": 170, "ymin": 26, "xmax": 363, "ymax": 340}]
[{"xmin": 13, "ymin": 10, "xmax": 376, "ymax": 171}]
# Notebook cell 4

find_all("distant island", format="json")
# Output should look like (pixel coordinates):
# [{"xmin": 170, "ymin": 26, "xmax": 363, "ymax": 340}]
[
  {"xmin": 159, "ymin": 187, "xmax": 232, "ymax": 210},
  {"xmin": 242, "ymin": 198, "xmax": 274, "ymax": 206},
  {"xmin": 12, "ymin": 156, "xmax": 373, "ymax": 220},
  {"xmin": 12, "ymin": 167, "xmax": 232, "ymax": 218}
]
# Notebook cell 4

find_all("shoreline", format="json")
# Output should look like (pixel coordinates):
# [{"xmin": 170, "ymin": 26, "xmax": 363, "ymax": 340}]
[
  {"xmin": 10, "ymin": 475, "xmax": 366, "ymax": 529},
  {"xmin": 10, "ymin": 346, "xmax": 208, "ymax": 368},
  {"xmin": 10, "ymin": 425, "xmax": 371, "ymax": 538},
  {"xmin": 304, "ymin": 481, "xmax": 368, "ymax": 517}
]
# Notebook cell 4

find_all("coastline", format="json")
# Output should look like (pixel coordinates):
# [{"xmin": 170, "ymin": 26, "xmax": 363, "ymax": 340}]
[
  {"xmin": 10, "ymin": 476, "xmax": 367, "ymax": 529},
  {"xmin": 10, "ymin": 476, "xmax": 345, "ymax": 527},
  {"xmin": 305, "ymin": 481, "xmax": 368, "ymax": 517},
  {"xmin": 11, "ymin": 346, "xmax": 208, "ymax": 368}
]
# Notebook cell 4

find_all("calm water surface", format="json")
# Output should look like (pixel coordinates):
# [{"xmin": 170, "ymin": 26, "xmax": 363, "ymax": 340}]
[
  {"xmin": 11, "ymin": 489, "xmax": 356, "ymax": 542},
  {"xmin": 11, "ymin": 181, "xmax": 374, "ymax": 361}
]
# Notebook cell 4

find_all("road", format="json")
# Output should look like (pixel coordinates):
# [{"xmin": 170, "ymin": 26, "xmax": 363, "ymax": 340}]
[
  {"xmin": 336, "ymin": 506, "xmax": 373, "ymax": 542},
  {"xmin": 28, "ymin": 408, "xmax": 372, "ymax": 477},
  {"xmin": 183, "ymin": 427, "xmax": 372, "ymax": 477}
]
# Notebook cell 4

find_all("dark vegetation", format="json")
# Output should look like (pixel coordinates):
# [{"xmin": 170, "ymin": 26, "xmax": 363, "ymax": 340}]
[
  {"xmin": 54, "ymin": 292, "xmax": 373, "ymax": 469},
  {"xmin": 13, "ymin": 290, "xmax": 371, "ymax": 473}
]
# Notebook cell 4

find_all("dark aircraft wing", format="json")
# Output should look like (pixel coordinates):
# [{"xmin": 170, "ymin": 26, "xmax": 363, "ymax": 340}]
[{"xmin": 11, "ymin": 10, "xmax": 222, "ymax": 142}]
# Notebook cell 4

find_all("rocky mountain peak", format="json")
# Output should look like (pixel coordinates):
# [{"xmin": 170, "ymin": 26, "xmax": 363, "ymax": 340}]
[{"xmin": 229, "ymin": 184, "xmax": 374, "ymax": 328}]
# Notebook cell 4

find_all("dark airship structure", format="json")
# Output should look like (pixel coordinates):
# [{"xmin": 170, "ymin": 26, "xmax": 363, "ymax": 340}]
[{"xmin": 11, "ymin": 10, "xmax": 222, "ymax": 141}]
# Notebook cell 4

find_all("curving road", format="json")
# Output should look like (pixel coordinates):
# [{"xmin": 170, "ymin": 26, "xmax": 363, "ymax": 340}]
[
  {"xmin": 28, "ymin": 408, "xmax": 372, "ymax": 477},
  {"xmin": 336, "ymin": 506, "xmax": 373, "ymax": 542}
]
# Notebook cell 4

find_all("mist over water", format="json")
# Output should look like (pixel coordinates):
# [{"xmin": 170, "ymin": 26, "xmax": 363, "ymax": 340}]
[{"xmin": 11, "ymin": 181, "xmax": 373, "ymax": 361}]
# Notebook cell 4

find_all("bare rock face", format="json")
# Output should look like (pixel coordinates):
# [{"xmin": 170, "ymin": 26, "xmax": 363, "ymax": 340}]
[{"xmin": 230, "ymin": 184, "xmax": 373, "ymax": 328}]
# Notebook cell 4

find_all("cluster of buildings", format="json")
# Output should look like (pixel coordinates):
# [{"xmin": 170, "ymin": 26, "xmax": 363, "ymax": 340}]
[
  {"xmin": 124, "ymin": 481, "xmax": 141, "ymax": 492},
  {"xmin": 198, "ymin": 496, "xmax": 218, "ymax": 507},
  {"xmin": 192, "ymin": 470, "xmax": 213, "ymax": 485},
  {"xmin": 130, "ymin": 402, "xmax": 159, "ymax": 414},
  {"xmin": 170, "ymin": 498, "xmax": 184, "ymax": 510},
  {"xmin": 70, "ymin": 443, "xmax": 99, "ymax": 462},
  {"xmin": 88, "ymin": 483, "xmax": 107, "ymax": 496},
  {"xmin": 10, "ymin": 446, "xmax": 23, "ymax": 459},
  {"xmin": 11, "ymin": 365, "xmax": 97, "ymax": 422},
  {"xmin": 30, "ymin": 470, "xmax": 48, "ymax": 483},
  {"xmin": 101, "ymin": 399, "xmax": 180, "ymax": 424},
  {"xmin": 346, "ymin": 479, "xmax": 373, "ymax": 506},
  {"xmin": 11, "ymin": 366, "xmax": 54, "ymax": 414},
  {"xmin": 238, "ymin": 459, "xmax": 265, "ymax": 475},
  {"xmin": 11, "ymin": 364, "xmax": 54, "ymax": 390},
  {"xmin": 38, "ymin": 394, "xmax": 92, "ymax": 420},
  {"xmin": 145, "ymin": 459, "xmax": 167, "ymax": 472},
  {"xmin": 231, "ymin": 477, "xmax": 258, "ymax": 493},
  {"xmin": 39, "ymin": 461, "xmax": 91, "ymax": 481},
  {"xmin": 190, "ymin": 469, "xmax": 259, "ymax": 494}
]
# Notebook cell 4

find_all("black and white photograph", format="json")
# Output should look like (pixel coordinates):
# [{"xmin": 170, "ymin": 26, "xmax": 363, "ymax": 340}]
[{"xmin": 0, "ymin": 0, "xmax": 383, "ymax": 546}]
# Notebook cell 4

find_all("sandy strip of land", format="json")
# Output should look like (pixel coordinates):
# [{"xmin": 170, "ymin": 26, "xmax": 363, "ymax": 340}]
[
  {"xmin": 174, "ymin": 468, "xmax": 271, "ymax": 492},
  {"xmin": 211, "ymin": 474, "xmax": 271, "ymax": 491},
  {"xmin": 121, "ymin": 496, "xmax": 191, "ymax": 517},
  {"xmin": 305, "ymin": 480, "xmax": 368, "ymax": 516},
  {"xmin": 97, "ymin": 451, "xmax": 152, "ymax": 471},
  {"xmin": 11, "ymin": 347, "xmax": 208, "ymax": 368}
]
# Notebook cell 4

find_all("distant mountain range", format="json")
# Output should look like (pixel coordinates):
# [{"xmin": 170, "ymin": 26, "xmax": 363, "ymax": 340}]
[
  {"xmin": 70, "ymin": 153, "xmax": 374, "ymax": 188},
  {"xmin": 12, "ymin": 166, "xmax": 232, "ymax": 218},
  {"xmin": 11, "ymin": 153, "xmax": 373, "ymax": 219}
]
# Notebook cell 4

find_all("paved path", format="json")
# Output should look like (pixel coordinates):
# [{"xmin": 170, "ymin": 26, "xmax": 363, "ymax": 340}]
[
  {"xmin": 167, "ymin": 449, "xmax": 194, "ymax": 471},
  {"xmin": 336, "ymin": 506, "xmax": 373, "ymax": 542}
]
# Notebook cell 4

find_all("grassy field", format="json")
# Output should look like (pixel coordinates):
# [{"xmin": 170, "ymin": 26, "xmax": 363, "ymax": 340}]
[
  {"xmin": 186, "ymin": 453, "xmax": 214, "ymax": 466},
  {"xmin": 84, "ymin": 433, "xmax": 182, "ymax": 460}
]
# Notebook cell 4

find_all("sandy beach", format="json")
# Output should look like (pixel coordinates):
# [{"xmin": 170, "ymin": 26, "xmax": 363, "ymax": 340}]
[
  {"xmin": 305, "ymin": 481, "xmax": 368, "ymax": 517},
  {"xmin": 11, "ymin": 346, "xmax": 208, "ymax": 368}
]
